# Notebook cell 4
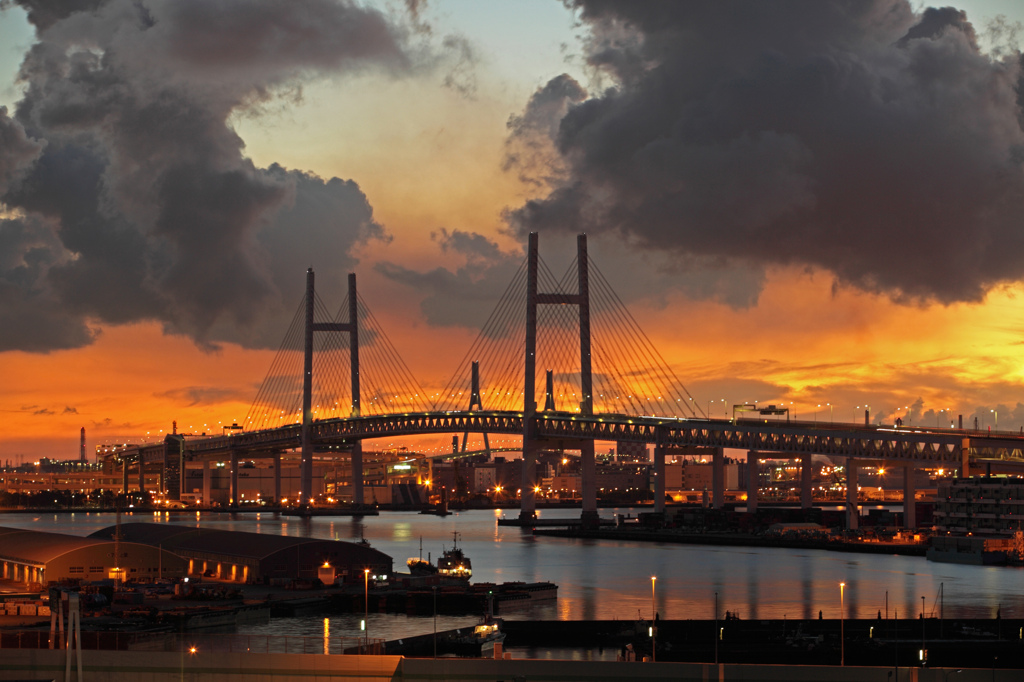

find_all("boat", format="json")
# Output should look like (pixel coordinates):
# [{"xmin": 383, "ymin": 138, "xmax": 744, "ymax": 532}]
[
  {"xmin": 451, "ymin": 616, "xmax": 505, "ymax": 657},
  {"xmin": 451, "ymin": 592, "xmax": 503, "ymax": 657},
  {"xmin": 437, "ymin": 532, "xmax": 472, "ymax": 580},
  {"xmin": 406, "ymin": 537, "xmax": 439, "ymax": 576}
]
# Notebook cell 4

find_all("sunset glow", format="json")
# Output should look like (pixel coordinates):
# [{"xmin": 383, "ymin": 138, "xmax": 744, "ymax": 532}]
[{"xmin": 3, "ymin": 0, "xmax": 1024, "ymax": 462}]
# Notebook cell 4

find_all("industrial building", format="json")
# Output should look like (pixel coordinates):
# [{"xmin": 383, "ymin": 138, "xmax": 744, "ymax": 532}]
[
  {"xmin": 91, "ymin": 523, "xmax": 392, "ymax": 584},
  {"xmin": 934, "ymin": 476, "xmax": 1024, "ymax": 536},
  {"xmin": 0, "ymin": 526, "xmax": 186, "ymax": 586}
]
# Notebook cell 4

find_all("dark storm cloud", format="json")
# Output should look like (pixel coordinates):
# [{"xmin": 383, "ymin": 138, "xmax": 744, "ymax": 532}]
[
  {"xmin": 0, "ymin": 107, "xmax": 42, "ymax": 196},
  {"xmin": 507, "ymin": 0, "xmax": 1024, "ymax": 305},
  {"xmin": 155, "ymin": 386, "xmax": 241, "ymax": 407},
  {"xmin": 0, "ymin": 0, "xmax": 108, "ymax": 31},
  {"xmin": 376, "ymin": 229, "xmax": 523, "ymax": 333},
  {"xmin": 504, "ymin": 73, "xmax": 587, "ymax": 189},
  {"xmin": 0, "ymin": 0, "xmax": 409, "ymax": 352},
  {"xmin": 0, "ymin": 213, "xmax": 97, "ymax": 352}
]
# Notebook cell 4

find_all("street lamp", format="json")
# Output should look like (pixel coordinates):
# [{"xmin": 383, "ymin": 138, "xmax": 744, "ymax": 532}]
[
  {"xmin": 651, "ymin": 576, "xmax": 657, "ymax": 662},
  {"xmin": 840, "ymin": 582, "xmax": 845, "ymax": 666},
  {"xmin": 714, "ymin": 591, "xmax": 718, "ymax": 664},
  {"xmin": 991, "ymin": 409, "xmax": 998, "ymax": 429},
  {"xmin": 922, "ymin": 595, "xmax": 926, "ymax": 666},
  {"xmin": 364, "ymin": 568, "xmax": 370, "ymax": 650}
]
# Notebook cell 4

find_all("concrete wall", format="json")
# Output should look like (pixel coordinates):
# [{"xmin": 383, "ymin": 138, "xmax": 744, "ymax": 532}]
[
  {"xmin": 1, "ymin": 649, "xmax": 1014, "ymax": 682},
  {"xmin": 0, "ymin": 649, "xmax": 400, "ymax": 682}
]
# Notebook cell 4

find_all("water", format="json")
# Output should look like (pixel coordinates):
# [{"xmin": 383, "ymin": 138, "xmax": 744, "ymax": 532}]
[{"xmin": 3, "ymin": 508, "xmax": 1022, "ymax": 647}]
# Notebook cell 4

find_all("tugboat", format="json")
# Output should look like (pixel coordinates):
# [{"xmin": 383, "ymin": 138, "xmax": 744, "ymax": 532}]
[
  {"xmin": 451, "ymin": 593, "xmax": 503, "ymax": 657},
  {"xmin": 437, "ymin": 532, "xmax": 472, "ymax": 580},
  {"xmin": 406, "ymin": 537, "xmax": 439, "ymax": 576},
  {"xmin": 452, "ymin": 617, "xmax": 504, "ymax": 657}
]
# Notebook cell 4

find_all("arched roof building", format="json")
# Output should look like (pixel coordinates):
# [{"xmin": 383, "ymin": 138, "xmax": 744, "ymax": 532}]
[
  {"xmin": 89, "ymin": 523, "xmax": 392, "ymax": 584},
  {"xmin": 0, "ymin": 526, "xmax": 186, "ymax": 586}
]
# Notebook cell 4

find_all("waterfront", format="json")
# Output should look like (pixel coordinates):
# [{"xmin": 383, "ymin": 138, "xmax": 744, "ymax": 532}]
[{"xmin": 2, "ymin": 508, "xmax": 1023, "ymax": 655}]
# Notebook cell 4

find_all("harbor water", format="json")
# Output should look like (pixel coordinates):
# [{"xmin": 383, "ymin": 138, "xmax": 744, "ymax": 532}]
[{"xmin": 2, "ymin": 508, "xmax": 1022, "ymax": 659}]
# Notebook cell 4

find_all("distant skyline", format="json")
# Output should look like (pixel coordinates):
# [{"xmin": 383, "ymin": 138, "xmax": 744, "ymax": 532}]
[{"xmin": 4, "ymin": 0, "xmax": 1024, "ymax": 463}]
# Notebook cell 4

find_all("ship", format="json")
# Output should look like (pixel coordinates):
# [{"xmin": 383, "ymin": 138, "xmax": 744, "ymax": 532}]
[
  {"xmin": 406, "ymin": 533, "xmax": 473, "ymax": 580},
  {"xmin": 406, "ymin": 537, "xmax": 439, "ymax": 577},
  {"xmin": 437, "ymin": 532, "xmax": 472, "ymax": 580}
]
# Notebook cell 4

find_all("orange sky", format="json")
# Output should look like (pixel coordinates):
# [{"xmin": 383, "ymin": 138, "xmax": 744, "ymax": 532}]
[
  {"xmin": 4, "ymin": 267, "xmax": 1024, "ymax": 464},
  {"xmin": 3, "ymin": 1, "xmax": 1024, "ymax": 463}
]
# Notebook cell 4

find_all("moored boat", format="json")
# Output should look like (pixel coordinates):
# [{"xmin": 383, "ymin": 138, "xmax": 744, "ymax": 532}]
[
  {"xmin": 451, "ymin": 617, "xmax": 505, "ymax": 657},
  {"xmin": 437, "ymin": 532, "xmax": 472, "ymax": 580},
  {"xmin": 406, "ymin": 537, "xmax": 439, "ymax": 576}
]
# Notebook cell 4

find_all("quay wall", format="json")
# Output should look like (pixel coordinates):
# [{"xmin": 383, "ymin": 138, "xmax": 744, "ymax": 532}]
[
  {"xmin": 0, "ymin": 649, "xmax": 1020, "ymax": 682},
  {"xmin": 0, "ymin": 649, "xmax": 401, "ymax": 681}
]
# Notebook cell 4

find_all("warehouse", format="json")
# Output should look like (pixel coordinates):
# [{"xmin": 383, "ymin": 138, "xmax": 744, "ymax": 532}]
[
  {"xmin": 90, "ymin": 523, "xmax": 393, "ymax": 584},
  {"xmin": 0, "ymin": 526, "xmax": 186, "ymax": 586}
]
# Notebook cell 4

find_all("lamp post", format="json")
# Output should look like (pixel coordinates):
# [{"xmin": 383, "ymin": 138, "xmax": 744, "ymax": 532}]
[
  {"xmin": 651, "ymin": 576, "xmax": 656, "ymax": 662},
  {"xmin": 714, "ymin": 591, "xmax": 718, "ymax": 664},
  {"xmin": 432, "ymin": 585, "xmax": 437, "ymax": 658},
  {"xmin": 840, "ymin": 582, "xmax": 845, "ymax": 666},
  {"xmin": 364, "ymin": 568, "xmax": 370, "ymax": 650},
  {"xmin": 992, "ymin": 409, "xmax": 998, "ymax": 429},
  {"xmin": 922, "ymin": 595, "xmax": 926, "ymax": 667},
  {"xmin": 828, "ymin": 403, "xmax": 833, "ymax": 423}
]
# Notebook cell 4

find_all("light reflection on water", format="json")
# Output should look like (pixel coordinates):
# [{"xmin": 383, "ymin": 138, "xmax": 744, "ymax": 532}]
[{"xmin": 3, "ymin": 509, "xmax": 1023, "ymax": 637}]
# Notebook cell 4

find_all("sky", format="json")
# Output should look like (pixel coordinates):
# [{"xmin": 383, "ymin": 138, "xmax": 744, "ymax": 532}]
[{"xmin": 3, "ymin": 0, "xmax": 1024, "ymax": 463}]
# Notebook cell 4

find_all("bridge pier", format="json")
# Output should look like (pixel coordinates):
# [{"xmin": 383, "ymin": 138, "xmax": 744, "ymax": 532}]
[
  {"xmin": 230, "ymin": 450, "xmax": 239, "ymax": 508},
  {"xmin": 122, "ymin": 459, "xmax": 128, "ymax": 495},
  {"xmin": 712, "ymin": 448, "xmax": 724, "ymax": 510},
  {"xmin": 903, "ymin": 465, "xmax": 916, "ymax": 529},
  {"xmin": 352, "ymin": 442, "xmax": 364, "ymax": 507},
  {"xmin": 176, "ymin": 440, "xmax": 186, "ymax": 502},
  {"xmin": 137, "ymin": 458, "xmax": 145, "ymax": 495},
  {"xmin": 801, "ymin": 453, "xmax": 813, "ymax": 509},
  {"xmin": 203, "ymin": 460, "xmax": 211, "ymax": 507},
  {"xmin": 746, "ymin": 451, "xmax": 759, "ymax": 512},
  {"xmin": 846, "ymin": 459, "xmax": 859, "ymax": 530},
  {"xmin": 519, "ymin": 440, "xmax": 538, "ymax": 522},
  {"xmin": 581, "ymin": 441, "xmax": 598, "ymax": 526},
  {"xmin": 653, "ymin": 441, "xmax": 666, "ymax": 514},
  {"xmin": 160, "ymin": 447, "xmax": 168, "ymax": 495},
  {"xmin": 273, "ymin": 453, "xmax": 281, "ymax": 505}
]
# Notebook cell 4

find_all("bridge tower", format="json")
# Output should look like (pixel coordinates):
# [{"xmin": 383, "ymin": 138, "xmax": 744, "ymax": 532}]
[
  {"xmin": 520, "ymin": 233, "xmax": 595, "ymax": 523},
  {"xmin": 460, "ymin": 361, "xmax": 491, "ymax": 456},
  {"xmin": 301, "ymin": 270, "xmax": 362, "ymax": 507}
]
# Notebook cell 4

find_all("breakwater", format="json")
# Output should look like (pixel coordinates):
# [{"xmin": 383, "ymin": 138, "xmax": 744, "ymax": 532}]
[
  {"xmin": 496, "ymin": 618, "xmax": 1024, "ymax": 668},
  {"xmin": 4, "ymin": 644, "xmax": 1020, "ymax": 682},
  {"xmin": 533, "ymin": 526, "xmax": 928, "ymax": 556},
  {"xmin": 328, "ymin": 581, "xmax": 557, "ymax": 616}
]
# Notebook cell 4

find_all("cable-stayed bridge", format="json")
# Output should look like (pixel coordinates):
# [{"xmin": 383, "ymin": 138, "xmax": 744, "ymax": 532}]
[{"xmin": 110, "ymin": 234, "xmax": 1024, "ymax": 529}]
